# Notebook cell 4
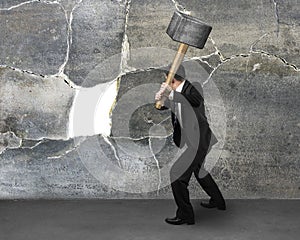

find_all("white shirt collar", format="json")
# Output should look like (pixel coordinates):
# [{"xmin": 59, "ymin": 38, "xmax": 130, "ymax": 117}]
[{"xmin": 175, "ymin": 80, "xmax": 186, "ymax": 93}]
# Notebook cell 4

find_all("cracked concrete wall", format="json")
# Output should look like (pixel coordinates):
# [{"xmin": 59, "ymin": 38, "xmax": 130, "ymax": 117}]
[{"xmin": 0, "ymin": 0, "xmax": 299, "ymax": 199}]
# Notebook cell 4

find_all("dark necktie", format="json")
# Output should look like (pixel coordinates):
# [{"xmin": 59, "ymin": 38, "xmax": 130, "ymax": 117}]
[{"xmin": 171, "ymin": 103, "xmax": 182, "ymax": 147}]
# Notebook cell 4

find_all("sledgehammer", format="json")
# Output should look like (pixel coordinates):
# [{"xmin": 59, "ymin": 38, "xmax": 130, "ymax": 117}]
[{"xmin": 155, "ymin": 11, "xmax": 212, "ymax": 109}]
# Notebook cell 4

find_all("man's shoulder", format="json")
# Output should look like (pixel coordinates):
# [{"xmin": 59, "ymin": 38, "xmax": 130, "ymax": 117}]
[{"xmin": 184, "ymin": 81, "xmax": 204, "ymax": 99}]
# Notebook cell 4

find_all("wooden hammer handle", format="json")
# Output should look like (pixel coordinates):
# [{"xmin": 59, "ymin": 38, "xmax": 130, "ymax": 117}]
[{"xmin": 156, "ymin": 43, "xmax": 189, "ymax": 109}]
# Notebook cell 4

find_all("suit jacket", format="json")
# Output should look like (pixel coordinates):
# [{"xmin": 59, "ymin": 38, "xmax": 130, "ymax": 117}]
[{"xmin": 163, "ymin": 80, "xmax": 217, "ymax": 150}]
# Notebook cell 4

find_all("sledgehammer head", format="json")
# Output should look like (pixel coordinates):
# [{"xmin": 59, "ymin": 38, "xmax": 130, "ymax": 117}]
[{"xmin": 167, "ymin": 11, "xmax": 212, "ymax": 49}]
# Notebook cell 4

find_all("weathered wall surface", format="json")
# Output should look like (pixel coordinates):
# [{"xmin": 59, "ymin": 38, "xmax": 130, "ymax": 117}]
[{"xmin": 0, "ymin": 0, "xmax": 299, "ymax": 199}]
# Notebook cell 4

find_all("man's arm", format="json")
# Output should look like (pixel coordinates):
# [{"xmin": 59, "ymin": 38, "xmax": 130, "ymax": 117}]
[{"xmin": 155, "ymin": 83, "xmax": 172, "ymax": 109}]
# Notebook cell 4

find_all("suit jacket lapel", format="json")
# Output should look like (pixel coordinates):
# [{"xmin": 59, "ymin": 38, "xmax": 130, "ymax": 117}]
[{"xmin": 181, "ymin": 80, "xmax": 190, "ymax": 94}]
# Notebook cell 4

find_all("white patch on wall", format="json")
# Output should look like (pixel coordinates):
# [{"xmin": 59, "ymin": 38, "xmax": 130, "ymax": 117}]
[
  {"xmin": 0, "ymin": 132, "xmax": 22, "ymax": 154},
  {"xmin": 68, "ymin": 80, "xmax": 118, "ymax": 138},
  {"xmin": 94, "ymin": 80, "xmax": 118, "ymax": 136},
  {"xmin": 252, "ymin": 63, "xmax": 261, "ymax": 72}
]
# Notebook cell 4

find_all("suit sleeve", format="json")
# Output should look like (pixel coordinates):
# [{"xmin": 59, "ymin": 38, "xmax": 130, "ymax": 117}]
[{"xmin": 156, "ymin": 98, "xmax": 171, "ymax": 110}]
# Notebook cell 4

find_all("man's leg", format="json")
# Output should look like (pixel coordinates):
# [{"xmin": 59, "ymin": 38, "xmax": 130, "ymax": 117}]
[
  {"xmin": 169, "ymin": 147, "xmax": 197, "ymax": 222},
  {"xmin": 171, "ymin": 170, "xmax": 194, "ymax": 221},
  {"xmin": 194, "ymin": 166, "xmax": 226, "ymax": 210}
]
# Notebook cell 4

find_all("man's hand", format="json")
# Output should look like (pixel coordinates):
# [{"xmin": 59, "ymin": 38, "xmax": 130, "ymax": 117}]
[{"xmin": 155, "ymin": 83, "xmax": 172, "ymax": 101}]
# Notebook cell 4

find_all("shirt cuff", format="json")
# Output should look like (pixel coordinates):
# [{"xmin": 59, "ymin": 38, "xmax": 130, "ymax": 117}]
[{"xmin": 168, "ymin": 90, "xmax": 174, "ymax": 100}]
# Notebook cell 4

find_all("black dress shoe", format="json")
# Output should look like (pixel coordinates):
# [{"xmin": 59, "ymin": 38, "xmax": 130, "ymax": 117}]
[
  {"xmin": 200, "ymin": 200, "xmax": 226, "ymax": 210},
  {"xmin": 165, "ymin": 217, "xmax": 195, "ymax": 225}
]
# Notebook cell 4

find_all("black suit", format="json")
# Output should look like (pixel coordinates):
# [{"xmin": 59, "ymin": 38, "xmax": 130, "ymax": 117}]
[{"xmin": 163, "ymin": 80, "xmax": 225, "ymax": 221}]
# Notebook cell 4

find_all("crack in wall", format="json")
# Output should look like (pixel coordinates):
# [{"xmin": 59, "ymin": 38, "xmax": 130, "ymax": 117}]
[
  {"xmin": 103, "ymin": 136, "xmax": 122, "ymax": 168},
  {"xmin": 189, "ymin": 55, "xmax": 217, "ymax": 71},
  {"xmin": 203, "ymin": 32, "xmax": 299, "ymax": 85},
  {"xmin": 170, "ymin": 0, "xmax": 191, "ymax": 15},
  {"xmin": 209, "ymin": 37, "xmax": 226, "ymax": 62},
  {"xmin": 246, "ymin": 33, "xmax": 269, "ymax": 73},
  {"xmin": 249, "ymin": 32, "xmax": 299, "ymax": 71},
  {"xmin": 0, "ymin": 64, "xmax": 78, "ymax": 89},
  {"xmin": 200, "ymin": 37, "xmax": 227, "ymax": 85},
  {"xmin": 0, "ymin": 136, "xmax": 53, "ymax": 155},
  {"xmin": 250, "ymin": 49, "xmax": 299, "ymax": 72},
  {"xmin": 119, "ymin": 0, "xmax": 135, "ymax": 74},
  {"xmin": 47, "ymin": 137, "xmax": 84, "ymax": 159},
  {"xmin": 204, "ymin": 48, "xmax": 299, "ymax": 86},
  {"xmin": 0, "ymin": 0, "xmax": 59, "ymax": 11},
  {"xmin": 0, "ymin": 64, "xmax": 46, "ymax": 78},
  {"xmin": 21, "ymin": 139, "xmax": 46, "ymax": 149},
  {"xmin": 272, "ymin": 0, "xmax": 280, "ymax": 36},
  {"xmin": 0, "ymin": 131, "xmax": 22, "ymax": 154},
  {"xmin": 55, "ymin": 0, "xmax": 83, "ymax": 89},
  {"xmin": 111, "ymin": 134, "xmax": 172, "ymax": 142},
  {"xmin": 0, "ymin": 134, "xmax": 81, "ymax": 161},
  {"xmin": 0, "ymin": 0, "xmax": 81, "ymax": 89},
  {"xmin": 149, "ymin": 137, "xmax": 161, "ymax": 195}
]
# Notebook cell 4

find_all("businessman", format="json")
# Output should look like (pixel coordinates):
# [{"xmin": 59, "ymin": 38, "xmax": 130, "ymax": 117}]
[{"xmin": 155, "ymin": 65, "xmax": 226, "ymax": 225}]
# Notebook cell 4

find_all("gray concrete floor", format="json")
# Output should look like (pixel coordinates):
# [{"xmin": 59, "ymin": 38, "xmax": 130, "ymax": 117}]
[{"xmin": 0, "ymin": 199, "xmax": 299, "ymax": 240}]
